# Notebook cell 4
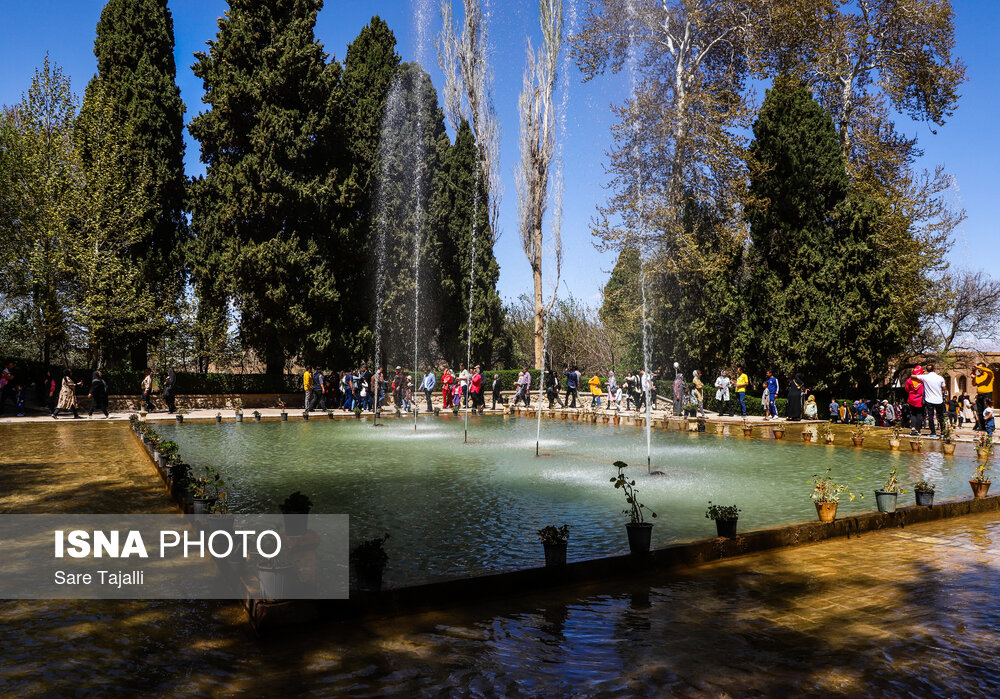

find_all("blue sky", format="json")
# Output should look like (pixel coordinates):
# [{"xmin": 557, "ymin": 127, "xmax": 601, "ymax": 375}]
[{"xmin": 0, "ymin": 0, "xmax": 995, "ymax": 307}]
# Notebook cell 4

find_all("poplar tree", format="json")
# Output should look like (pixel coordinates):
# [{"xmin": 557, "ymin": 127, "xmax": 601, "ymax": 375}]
[
  {"xmin": 85, "ymin": 0, "xmax": 188, "ymax": 366},
  {"xmin": 188, "ymin": 0, "xmax": 340, "ymax": 374}
]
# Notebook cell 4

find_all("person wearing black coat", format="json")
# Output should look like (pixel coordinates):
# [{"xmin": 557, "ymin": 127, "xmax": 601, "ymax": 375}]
[
  {"xmin": 787, "ymin": 373, "xmax": 806, "ymax": 421},
  {"xmin": 88, "ymin": 370, "xmax": 109, "ymax": 418},
  {"xmin": 163, "ymin": 368, "xmax": 177, "ymax": 413}
]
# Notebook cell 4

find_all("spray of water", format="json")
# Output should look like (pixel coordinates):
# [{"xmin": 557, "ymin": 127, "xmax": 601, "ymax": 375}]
[{"xmin": 464, "ymin": 166, "xmax": 480, "ymax": 444}]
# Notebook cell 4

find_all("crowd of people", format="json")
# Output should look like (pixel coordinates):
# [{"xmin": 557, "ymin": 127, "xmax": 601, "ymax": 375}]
[{"xmin": 0, "ymin": 358, "xmax": 996, "ymax": 439}]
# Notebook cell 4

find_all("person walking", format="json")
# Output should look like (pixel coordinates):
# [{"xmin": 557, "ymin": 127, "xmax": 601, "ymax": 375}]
[
  {"xmin": 441, "ymin": 367, "xmax": 454, "ymax": 408},
  {"xmin": 470, "ymin": 365, "xmax": 484, "ymax": 410},
  {"xmin": 303, "ymin": 367, "xmax": 314, "ymax": 411},
  {"xmin": 828, "ymin": 398, "xmax": 840, "ymax": 423},
  {"xmin": 87, "ymin": 370, "xmax": 109, "ymax": 418},
  {"xmin": 763, "ymin": 370, "xmax": 779, "ymax": 418},
  {"xmin": 314, "ymin": 369, "xmax": 326, "ymax": 410},
  {"xmin": 52, "ymin": 369, "xmax": 82, "ymax": 419},
  {"xmin": 735, "ymin": 366, "xmax": 749, "ymax": 417},
  {"xmin": 491, "ymin": 373, "xmax": 503, "ymax": 410},
  {"xmin": 961, "ymin": 391, "xmax": 975, "ymax": 427},
  {"xmin": 906, "ymin": 366, "xmax": 926, "ymax": 435},
  {"xmin": 458, "ymin": 364, "xmax": 470, "ymax": 408},
  {"xmin": 545, "ymin": 369, "xmax": 563, "ymax": 409},
  {"xmin": 342, "ymin": 371, "xmax": 354, "ymax": 411},
  {"xmin": 606, "ymin": 370, "xmax": 618, "ymax": 409},
  {"xmin": 714, "ymin": 370, "xmax": 731, "ymax": 416},
  {"xmin": 564, "ymin": 366, "xmax": 579, "ymax": 408},
  {"xmin": 518, "ymin": 368, "xmax": 532, "ymax": 407},
  {"xmin": 44, "ymin": 369, "xmax": 58, "ymax": 416},
  {"xmin": 911, "ymin": 363, "xmax": 946, "ymax": 437},
  {"xmin": 947, "ymin": 393, "xmax": 959, "ymax": 428},
  {"xmin": 141, "ymin": 368, "xmax": 154, "ymax": 412},
  {"xmin": 421, "ymin": 368, "xmax": 435, "ymax": 412},
  {"xmin": 392, "ymin": 367, "xmax": 405, "ymax": 409},
  {"xmin": 589, "ymin": 373, "xmax": 603, "ymax": 408},
  {"xmin": 691, "ymin": 370, "xmax": 705, "ymax": 416},
  {"xmin": 162, "ymin": 367, "xmax": 177, "ymax": 413},
  {"xmin": 804, "ymin": 395, "xmax": 818, "ymax": 419},
  {"xmin": 973, "ymin": 363, "xmax": 995, "ymax": 431}
]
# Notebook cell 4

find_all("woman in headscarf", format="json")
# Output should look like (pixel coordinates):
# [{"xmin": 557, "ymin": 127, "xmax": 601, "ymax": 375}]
[
  {"xmin": 787, "ymin": 373, "xmax": 806, "ymax": 421},
  {"xmin": 905, "ymin": 366, "xmax": 926, "ymax": 435},
  {"xmin": 803, "ymin": 394, "xmax": 818, "ymax": 419},
  {"xmin": 691, "ymin": 370, "xmax": 705, "ymax": 416},
  {"xmin": 87, "ymin": 369, "xmax": 109, "ymax": 418},
  {"xmin": 52, "ymin": 369, "xmax": 82, "ymax": 419}
]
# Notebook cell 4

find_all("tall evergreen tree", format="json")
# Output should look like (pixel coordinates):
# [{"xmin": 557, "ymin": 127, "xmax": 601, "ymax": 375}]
[
  {"xmin": 85, "ymin": 0, "xmax": 188, "ymax": 367},
  {"xmin": 743, "ymin": 76, "xmax": 900, "ymax": 392},
  {"xmin": 434, "ymin": 119, "xmax": 509, "ymax": 368},
  {"xmin": 188, "ymin": 0, "xmax": 340, "ymax": 374},
  {"xmin": 331, "ymin": 17, "xmax": 401, "ymax": 366}
]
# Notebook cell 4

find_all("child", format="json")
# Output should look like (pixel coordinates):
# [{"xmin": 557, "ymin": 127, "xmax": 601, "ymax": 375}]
[
  {"xmin": 453, "ymin": 383, "xmax": 462, "ymax": 409},
  {"xmin": 984, "ymin": 398, "xmax": 995, "ymax": 439}
]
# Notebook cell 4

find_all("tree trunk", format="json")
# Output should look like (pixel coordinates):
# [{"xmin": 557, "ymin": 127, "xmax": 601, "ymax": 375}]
[{"xmin": 532, "ymin": 223, "xmax": 544, "ymax": 369}]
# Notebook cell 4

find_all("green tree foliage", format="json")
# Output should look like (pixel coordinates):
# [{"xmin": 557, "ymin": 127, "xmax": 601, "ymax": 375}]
[
  {"xmin": 86, "ymin": 0, "xmax": 188, "ymax": 361},
  {"xmin": 434, "ymin": 119, "xmax": 509, "ymax": 368},
  {"xmin": 743, "ymin": 76, "xmax": 903, "ymax": 392},
  {"xmin": 330, "ymin": 17, "xmax": 401, "ymax": 365},
  {"xmin": 598, "ymin": 246, "xmax": 642, "ymax": 370},
  {"xmin": 188, "ymin": 0, "xmax": 341, "ymax": 374}
]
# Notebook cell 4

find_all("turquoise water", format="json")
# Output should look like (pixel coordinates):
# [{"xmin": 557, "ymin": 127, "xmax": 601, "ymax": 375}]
[{"xmin": 156, "ymin": 416, "xmax": 980, "ymax": 586}]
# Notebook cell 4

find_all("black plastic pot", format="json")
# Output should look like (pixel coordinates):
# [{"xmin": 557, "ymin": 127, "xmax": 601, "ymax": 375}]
[
  {"xmin": 543, "ymin": 542, "xmax": 568, "ymax": 567},
  {"xmin": 235, "ymin": 413, "xmax": 243, "ymax": 423},
  {"xmin": 302, "ymin": 411, "xmax": 309, "ymax": 420},
  {"xmin": 625, "ymin": 522, "xmax": 653, "ymax": 554},
  {"xmin": 915, "ymin": 490, "xmax": 935, "ymax": 507},
  {"xmin": 191, "ymin": 497, "xmax": 217, "ymax": 515},
  {"xmin": 283, "ymin": 513, "xmax": 309, "ymax": 536},
  {"xmin": 176, "ymin": 414, "xmax": 184, "ymax": 424},
  {"xmin": 874, "ymin": 490, "xmax": 898, "ymax": 513},
  {"xmin": 715, "ymin": 518, "xmax": 738, "ymax": 538},
  {"xmin": 281, "ymin": 412, "xmax": 288, "ymax": 421},
  {"xmin": 254, "ymin": 415, "xmax": 261, "ymax": 422}
]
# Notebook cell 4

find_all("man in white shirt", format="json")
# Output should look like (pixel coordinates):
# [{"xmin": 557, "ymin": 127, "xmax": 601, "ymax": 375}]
[
  {"xmin": 911, "ymin": 363, "xmax": 947, "ymax": 437},
  {"xmin": 458, "ymin": 364, "xmax": 470, "ymax": 408}
]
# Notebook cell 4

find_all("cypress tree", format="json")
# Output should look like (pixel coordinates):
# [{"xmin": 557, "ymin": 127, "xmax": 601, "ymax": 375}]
[
  {"xmin": 85, "ymin": 0, "xmax": 187, "ymax": 367},
  {"xmin": 744, "ymin": 75, "xmax": 898, "ymax": 392},
  {"xmin": 331, "ymin": 17, "xmax": 401, "ymax": 366},
  {"xmin": 434, "ymin": 119, "xmax": 509, "ymax": 368},
  {"xmin": 188, "ymin": 0, "xmax": 340, "ymax": 374}
]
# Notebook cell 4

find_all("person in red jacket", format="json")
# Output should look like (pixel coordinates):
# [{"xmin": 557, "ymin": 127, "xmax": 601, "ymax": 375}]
[
  {"xmin": 441, "ymin": 368, "xmax": 454, "ymax": 408},
  {"xmin": 470, "ymin": 365, "xmax": 484, "ymax": 410},
  {"xmin": 905, "ymin": 366, "xmax": 926, "ymax": 436}
]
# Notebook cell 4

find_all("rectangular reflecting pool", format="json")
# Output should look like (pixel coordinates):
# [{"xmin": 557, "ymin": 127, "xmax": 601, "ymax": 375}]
[{"xmin": 155, "ymin": 416, "xmax": 980, "ymax": 586}]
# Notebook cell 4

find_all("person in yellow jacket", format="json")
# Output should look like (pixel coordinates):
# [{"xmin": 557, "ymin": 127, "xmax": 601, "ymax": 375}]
[
  {"xmin": 303, "ymin": 367, "xmax": 314, "ymax": 411},
  {"xmin": 589, "ymin": 374, "xmax": 603, "ymax": 408},
  {"xmin": 973, "ymin": 363, "xmax": 995, "ymax": 431}
]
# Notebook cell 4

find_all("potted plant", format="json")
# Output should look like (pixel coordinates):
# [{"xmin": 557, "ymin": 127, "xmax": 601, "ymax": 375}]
[
  {"xmin": 353, "ymin": 405, "xmax": 362, "ymax": 419},
  {"xmin": 742, "ymin": 419, "xmax": 752, "ymax": 438},
  {"xmin": 705, "ymin": 502, "xmax": 740, "ymax": 538},
  {"xmin": 611, "ymin": 461, "xmax": 657, "ymax": 554},
  {"xmin": 327, "ymin": 409, "xmax": 334, "ymax": 420},
  {"xmin": 975, "ymin": 434, "xmax": 993, "ymax": 460},
  {"xmin": 302, "ymin": 409, "xmax": 310, "ymax": 420},
  {"xmin": 187, "ymin": 466, "xmax": 228, "ymax": 514},
  {"xmin": 277, "ymin": 398, "xmax": 287, "ymax": 421},
  {"xmin": 234, "ymin": 399, "xmax": 243, "ymax": 423},
  {"xmin": 850, "ymin": 423, "xmax": 869, "ymax": 447},
  {"xmin": 215, "ymin": 411, "xmax": 222, "ymax": 424},
  {"xmin": 809, "ymin": 467, "xmax": 862, "ymax": 522},
  {"xmin": 771, "ymin": 424, "xmax": 785, "ymax": 440},
  {"xmin": 158, "ymin": 440, "xmax": 179, "ymax": 470},
  {"xmin": 970, "ymin": 462, "xmax": 992, "ymax": 499},
  {"xmin": 176, "ymin": 411, "xmax": 184, "ymax": 424},
  {"xmin": 537, "ymin": 525, "xmax": 570, "ymax": 567},
  {"xmin": 888, "ymin": 425, "xmax": 901, "ymax": 450},
  {"xmin": 819, "ymin": 421, "xmax": 835, "ymax": 444},
  {"xmin": 253, "ymin": 409, "xmax": 261, "ymax": 422},
  {"xmin": 280, "ymin": 491, "xmax": 313, "ymax": 536},
  {"xmin": 168, "ymin": 461, "xmax": 191, "ymax": 501},
  {"xmin": 351, "ymin": 534, "xmax": 390, "ymax": 592},
  {"xmin": 909, "ymin": 436, "xmax": 923, "ymax": 452},
  {"xmin": 874, "ymin": 466, "xmax": 904, "ymax": 513},
  {"xmin": 257, "ymin": 553, "xmax": 296, "ymax": 599},
  {"xmin": 941, "ymin": 422, "xmax": 956, "ymax": 455},
  {"xmin": 914, "ymin": 480, "xmax": 935, "ymax": 507}
]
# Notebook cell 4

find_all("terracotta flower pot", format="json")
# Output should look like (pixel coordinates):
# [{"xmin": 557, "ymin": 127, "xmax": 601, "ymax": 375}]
[
  {"xmin": 742, "ymin": 428, "xmax": 752, "ymax": 438},
  {"xmin": 943, "ymin": 442, "xmax": 956, "ymax": 455},
  {"xmin": 801, "ymin": 431, "xmax": 813, "ymax": 442},
  {"xmin": 970, "ymin": 480, "xmax": 992, "ymax": 499},
  {"xmin": 889, "ymin": 439, "xmax": 900, "ymax": 450},
  {"xmin": 852, "ymin": 437, "xmax": 864, "ymax": 447},
  {"xmin": 976, "ymin": 448, "xmax": 991, "ymax": 460},
  {"xmin": 910, "ymin": 440, "xmax": 922, "ymax": 452},
  {"xmin": 825, "ymin": 434, "xmax": 835, "ymax": 444},
  {"xmin": 815, "ymin": 501, "xmax": 838, "ymax": 523},
  {"xmin": 772, "ymin": 429, "xmax": 785, "ymax": 440}
]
